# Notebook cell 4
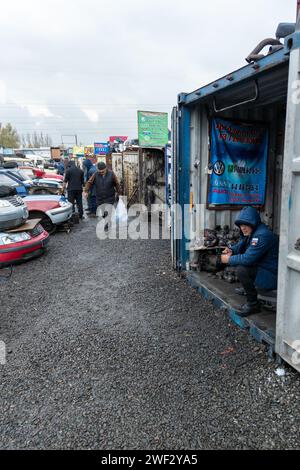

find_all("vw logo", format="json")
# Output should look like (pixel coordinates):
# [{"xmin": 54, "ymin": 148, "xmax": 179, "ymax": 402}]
[{"xmin": 213, "ymin": 160, "xmax": 225, "ymax": 176}]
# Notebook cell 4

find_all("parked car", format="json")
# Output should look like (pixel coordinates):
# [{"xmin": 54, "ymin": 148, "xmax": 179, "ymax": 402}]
[
  {"xmin": 19, "ymin": 166, "xmax": 63, "ymax": 181},
  {"xmin": 0, "ymin": 171, "xmax": 28, "ymax": 197},
  {"xmin": 43, "ymin": 159, "xmax": 56, "ymax": 170},
  {"xmin": 0, "ymin": 222, "xmax": 49, "ymax": 268},
  {"xmin": 0, "ymin": 186, "xmax": 29, "ymax": 231},
  {"xmin": 24, "ymin": 194, "xmax": 73, "ymax": 233},
  {"xmin": 15, "ymin": 150, "xmax": 46, "ymax": 168},
  {"xmin": 0, "ymin": 168, "xmax": 62, "ymax": 196},
  {"xmin": 31, "ymin": 178, "xmax": 63, "ymax": 194}
]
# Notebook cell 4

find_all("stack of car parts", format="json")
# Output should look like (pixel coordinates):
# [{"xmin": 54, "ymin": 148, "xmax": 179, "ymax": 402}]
[
  {"xmin": 203, "ymin": 225, "xmax": 240, "ymax": 248},
  {"xmin": 198, "ymin": 225, "xmax": 240, "ymax": 283}
]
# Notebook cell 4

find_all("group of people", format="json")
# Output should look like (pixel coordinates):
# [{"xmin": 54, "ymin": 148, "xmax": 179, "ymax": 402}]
[{"xmin": 61, "ymin": 158, "xmax": 121, "ymax": 226}]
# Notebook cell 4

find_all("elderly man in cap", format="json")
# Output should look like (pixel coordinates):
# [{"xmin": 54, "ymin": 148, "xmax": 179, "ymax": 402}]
[
  {"xmin": 221, "ymin": 206, "xmax": 279, "ymax": 317},
  {"xmin": 84, "ymin": 161, "xmax": 121, "ymax": 230}
]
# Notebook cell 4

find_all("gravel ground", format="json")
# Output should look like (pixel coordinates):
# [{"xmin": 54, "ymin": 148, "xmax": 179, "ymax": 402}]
[{"xmin": 0, "ymin": 217, "xmax": 300, "ymax": 450}]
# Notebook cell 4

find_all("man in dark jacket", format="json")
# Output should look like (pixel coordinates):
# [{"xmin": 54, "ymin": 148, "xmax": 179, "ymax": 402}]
[
  {"xmin": 62, "ymin": 161, "xmax": 84, "ymax": 219},
  {"xmin": 84, "ymin": 162, "xmax": 121, "ymax": 230},
  {"xmin": 221, "ymin": 206, "xmax": 279, "ymax": 316},
  {"xmin": 84, "ymin": 162, "xmax": 121, "ymax": 207}
]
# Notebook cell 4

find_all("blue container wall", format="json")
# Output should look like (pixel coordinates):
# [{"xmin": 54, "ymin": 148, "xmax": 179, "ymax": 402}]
[{"xmin": 176, "ymin": 104, "xmax": 191, "ymax": 270}]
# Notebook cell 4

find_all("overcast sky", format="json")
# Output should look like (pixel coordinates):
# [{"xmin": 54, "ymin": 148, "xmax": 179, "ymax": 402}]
[{"xmin": 0, "ymin": 0, "xmax": 297, "ymax": 146}]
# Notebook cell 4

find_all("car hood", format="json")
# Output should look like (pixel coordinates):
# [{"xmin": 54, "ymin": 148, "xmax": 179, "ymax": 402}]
[{"xmin": 24, "ymin": 195, "xmax": 64, "ymax": 202}]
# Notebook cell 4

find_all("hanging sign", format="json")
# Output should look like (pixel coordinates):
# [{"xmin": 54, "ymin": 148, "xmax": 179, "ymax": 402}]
[
  {"xmin": 208, "ymin": 118, "xmax": 269, "ymax": 206},
  {"xmin": 94, "ymin": 142, "xmax": 110, "ymax": 155},
  {"xmin": 138, "ymin": 111, "xmax": 168, "ymax": 147}
]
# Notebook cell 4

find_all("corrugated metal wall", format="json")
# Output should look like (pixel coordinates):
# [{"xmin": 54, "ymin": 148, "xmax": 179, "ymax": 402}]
[
  {"xmin": 111, "ymin": 153, "xmax": 123, "ymax": 182},
  {"xmin": 190, "ymin": 101, "xmax": 286, "ymax": 235},
  {"xmin": 123, "ymin": 152, "xmax": 139, "ymax": 200}
]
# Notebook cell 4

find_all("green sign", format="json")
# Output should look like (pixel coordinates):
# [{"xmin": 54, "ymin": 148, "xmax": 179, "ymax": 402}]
[{"xmin": 138, "ymin": 111, "xmax": 168, "ymax": 147}]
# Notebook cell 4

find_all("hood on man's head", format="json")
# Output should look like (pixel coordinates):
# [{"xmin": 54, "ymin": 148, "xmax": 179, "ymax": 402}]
[
  {"xmin": 235, "ymin": 206, "xmax": 261, "ymax": 229},
  {"xmin": 83, "ymin": 159, "xmax": 93, "ymax": 170}
]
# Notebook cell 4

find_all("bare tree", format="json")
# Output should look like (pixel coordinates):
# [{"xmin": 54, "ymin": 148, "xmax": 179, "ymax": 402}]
[{"xmin": 21, "ymin": 132, "xmax": 52, "ymax": 148}]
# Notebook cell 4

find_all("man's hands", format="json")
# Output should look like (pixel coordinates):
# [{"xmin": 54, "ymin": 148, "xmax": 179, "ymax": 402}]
[
  {"xmin": 83, "ymin": 191, "xmax": 88, "ymax": 199},
  {"xmin": 221, "ymin": 254, "xmax": 230, "ymax": 264},
  {"xmin": 221, "ymin": 247, "xmax": 233, "ymax": 264}
]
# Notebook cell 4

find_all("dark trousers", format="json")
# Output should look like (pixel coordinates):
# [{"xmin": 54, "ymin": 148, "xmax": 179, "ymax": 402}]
[
  {"xmin": 88, "ymin": 195, "xmax": 97, "ymax": 214},
  {"xmin": 237, "ymin": 266, "xmax": 258, "ymax": 302},
  {"xmin": 68, "ymin": 190, "xmax": 83, "ymax": 218}
]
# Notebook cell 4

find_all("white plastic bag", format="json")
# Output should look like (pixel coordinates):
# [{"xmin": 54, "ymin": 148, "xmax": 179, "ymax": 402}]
[{"xmin": 114, "ymin": 198, "xmax": 128, "ymax": 223}]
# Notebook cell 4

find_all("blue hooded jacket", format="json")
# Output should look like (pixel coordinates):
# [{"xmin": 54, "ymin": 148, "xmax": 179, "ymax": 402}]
[
  {"xmin": 228, "ymin": 206, "xmax": 279, "ymax": 290},
  {"xmin": 83, "ymin": 159, "xmax": 93, "ymax": 183}
]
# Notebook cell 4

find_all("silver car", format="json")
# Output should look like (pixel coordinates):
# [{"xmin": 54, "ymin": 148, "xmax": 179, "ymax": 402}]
[{"xmin": 0, "ymin": 194, "xmax": 29, "ymax": 231}]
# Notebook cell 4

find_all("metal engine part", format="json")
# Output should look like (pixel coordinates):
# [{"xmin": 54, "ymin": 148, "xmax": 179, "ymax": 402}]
[{"xmin": 204, "ymin": 225, "xmax": 240, "ymax": 248}]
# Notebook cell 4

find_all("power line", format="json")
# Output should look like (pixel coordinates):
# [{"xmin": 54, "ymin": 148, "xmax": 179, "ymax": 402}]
[{"xmin": 0, "ymin": 103, "xmax": 173, "ymax": 107}]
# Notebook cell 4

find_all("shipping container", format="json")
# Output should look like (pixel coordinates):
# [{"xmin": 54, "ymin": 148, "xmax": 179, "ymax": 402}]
[{"xmin": 172, "ymin": 21, "xmax": 300, "ymax": 371}]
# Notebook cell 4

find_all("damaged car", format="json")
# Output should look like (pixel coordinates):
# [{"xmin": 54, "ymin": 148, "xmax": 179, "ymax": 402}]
[{"xmin": 24, "ymin": 194, "xmax": 73, "ymax": 234}]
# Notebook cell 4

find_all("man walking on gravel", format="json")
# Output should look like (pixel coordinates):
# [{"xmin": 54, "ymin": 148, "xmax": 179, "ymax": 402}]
[
  {"xmin": 62, "ymin": 160, "xmax": 85, "ymax": 219},
  {"xmin": 84, "ymin": 162, "xmax": 121, "ymax": 230}
]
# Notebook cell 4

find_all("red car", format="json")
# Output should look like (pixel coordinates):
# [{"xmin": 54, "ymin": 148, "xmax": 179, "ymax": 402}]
[
  {"xmin": 0, "ymin": 222, "xmax": 49, "ymax": 268},
  {"xmin": 19, "ymin": 166, "xmax": 64, "ymax": 181}
]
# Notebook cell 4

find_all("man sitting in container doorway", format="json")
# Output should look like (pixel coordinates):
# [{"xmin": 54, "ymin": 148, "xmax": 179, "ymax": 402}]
[{"xmin": 221, "ymin": 206, "xmax": 279, "ymax": 317}]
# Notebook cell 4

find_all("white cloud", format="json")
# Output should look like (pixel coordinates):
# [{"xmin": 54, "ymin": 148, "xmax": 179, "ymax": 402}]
[
  {"xmin": 25, "ymin": 105, "xmax": 55, "ymax": 118},
  {"xmin": 82, "ymin": 108, "xmax": 99, "ymax": 123}
]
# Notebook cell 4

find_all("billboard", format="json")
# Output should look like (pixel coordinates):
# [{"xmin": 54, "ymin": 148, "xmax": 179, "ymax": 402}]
[
  {"xmin": 137, "ymin": 111, "xmax": 168, "ymax": 147},
  {"xmin": 73, "ymin": 146, "xmax": 84, "ymax": 156},
  {"xmin": 208, "ymin": 118, "xmax": 269, "ymax": 206},
  {"xmin": 109, "ymin": 136, "xmax": 128, "ymax": 144},
  {"xmin": 94, "ymin": 142, "xmax": 110, "ymax": 155},
  {"xmin": 84, "ymin": 145, "xmax": 94, "ymax": 157}
]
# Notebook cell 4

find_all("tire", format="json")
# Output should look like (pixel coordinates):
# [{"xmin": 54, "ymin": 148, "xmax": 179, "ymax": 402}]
[{"xmin": 28, "ymin": 211, "xmax": 56, "ymax": 235}]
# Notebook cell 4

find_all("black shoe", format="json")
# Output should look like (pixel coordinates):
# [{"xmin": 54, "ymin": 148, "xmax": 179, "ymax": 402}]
[
  {"xmin": 238, "ymin": 301, "xmax": 261, "ymax": 317},
  {"xmin": 235, "ymin": 287, "xmax": 246, "ymax": 296}
]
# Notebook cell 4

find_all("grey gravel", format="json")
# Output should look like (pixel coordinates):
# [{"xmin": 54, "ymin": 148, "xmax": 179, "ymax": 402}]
[{"xmin": 0, "ymin": 218, "xmax": 300, "ymax": 450}]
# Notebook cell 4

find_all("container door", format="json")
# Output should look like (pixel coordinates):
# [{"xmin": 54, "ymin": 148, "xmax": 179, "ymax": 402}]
[
  {"xmin": 171, "ymin": 107, "xmax": 178, "ymax": 268},
  {"xmin": 276, "ymin": 40, "xmax": 300, "ymax": 371}
]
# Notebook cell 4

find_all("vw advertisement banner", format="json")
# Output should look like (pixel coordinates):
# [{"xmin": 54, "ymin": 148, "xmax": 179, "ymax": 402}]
[{"xmin": 208, "ymin": 118, "xmax": 269, "ymax": 206}]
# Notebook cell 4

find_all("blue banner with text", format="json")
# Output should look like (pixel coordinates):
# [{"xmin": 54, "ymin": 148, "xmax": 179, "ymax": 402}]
[{"xmin": 208, "ymin": 118, "xmax": 268, "ymax": 206}]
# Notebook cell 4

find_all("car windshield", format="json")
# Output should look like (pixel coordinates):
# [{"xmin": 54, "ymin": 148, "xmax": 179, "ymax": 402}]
[
  {"xmin": 9, "ymin": 170, "xmax": 27, "ymax": 182},
  {"xmin": 0, "ymin": 173, "xmax": 19, "ymax": 187}
]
